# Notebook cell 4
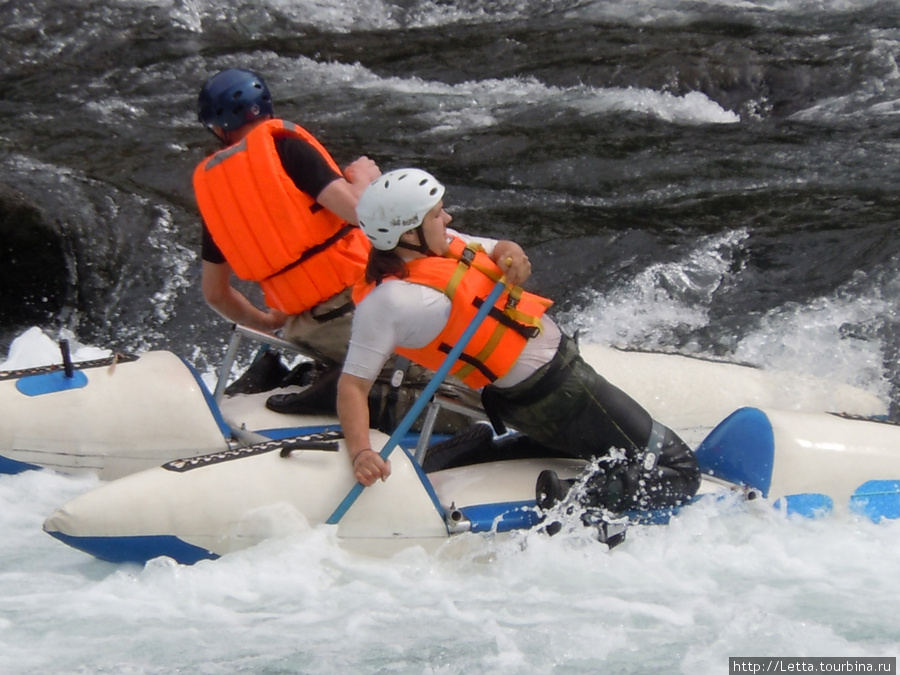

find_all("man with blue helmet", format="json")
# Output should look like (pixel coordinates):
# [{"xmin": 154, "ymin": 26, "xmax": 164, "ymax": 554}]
[{"xmin": 193, "ymin": 68, "xmax": 379, "ymax": 413}]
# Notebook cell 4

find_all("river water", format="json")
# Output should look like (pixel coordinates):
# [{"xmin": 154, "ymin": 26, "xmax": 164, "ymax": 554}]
[{"xmin": 1, "ymin": 0, "xmax": 900, "ymax": 672}]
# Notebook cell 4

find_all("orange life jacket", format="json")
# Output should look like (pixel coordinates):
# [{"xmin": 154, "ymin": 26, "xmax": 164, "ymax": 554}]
[
  {"xmin": 193, "ymin": 119, "xmax": 370, "ymax": 314},
  {"xmin": 354, "ymin": 237, "xmax": 554, "ymax": 388}
]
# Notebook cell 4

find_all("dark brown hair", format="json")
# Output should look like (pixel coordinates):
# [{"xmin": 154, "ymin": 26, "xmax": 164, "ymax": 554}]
[{"xmin": 366, "ymin": 248, "xmax": 409, "ymax": 285}]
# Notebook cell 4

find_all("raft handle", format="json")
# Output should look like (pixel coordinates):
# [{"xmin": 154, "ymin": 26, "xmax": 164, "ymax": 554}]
[{"xmin": 59, "ymin": 339, "xmax": 74, "ymax": 378}]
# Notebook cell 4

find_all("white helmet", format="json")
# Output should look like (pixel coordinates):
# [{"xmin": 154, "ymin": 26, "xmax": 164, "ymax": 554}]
[{"xmin": 357, "ymin": 168, "xmax": 445, "ymax": 251}]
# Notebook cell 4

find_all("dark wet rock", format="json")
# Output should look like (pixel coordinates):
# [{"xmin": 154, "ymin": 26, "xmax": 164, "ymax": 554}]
[{"xmin": 0, "ymin": 183, "xmax": 70, "ymax": 330}]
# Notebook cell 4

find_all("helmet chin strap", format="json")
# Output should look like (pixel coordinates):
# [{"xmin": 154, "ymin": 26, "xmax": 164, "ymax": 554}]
[{"xmin": 396, "ymin": 225, "xmax": 437, "ymax": 256}]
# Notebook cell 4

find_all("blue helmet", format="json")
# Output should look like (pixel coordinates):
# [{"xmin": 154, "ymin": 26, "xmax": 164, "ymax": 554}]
[{"xmin": 197, "ymin": 68, "xmax": 274, "ymax": 131}]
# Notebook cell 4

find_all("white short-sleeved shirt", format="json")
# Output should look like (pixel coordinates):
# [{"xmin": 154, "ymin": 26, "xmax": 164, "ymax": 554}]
[{"xmin": 343, "ymin": 231, "xmax": 561, "ymax": 389}]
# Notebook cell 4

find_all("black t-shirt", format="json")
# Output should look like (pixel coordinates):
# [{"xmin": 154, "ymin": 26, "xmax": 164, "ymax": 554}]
[{"xmin": 200, "ymin": 136, "xmax": 343, "ymax": 263}]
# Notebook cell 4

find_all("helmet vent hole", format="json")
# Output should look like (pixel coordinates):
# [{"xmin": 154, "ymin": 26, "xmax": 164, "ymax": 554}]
[{"xmin": 428, "ymin": 187, "xmax": 438, "ymax": 196}]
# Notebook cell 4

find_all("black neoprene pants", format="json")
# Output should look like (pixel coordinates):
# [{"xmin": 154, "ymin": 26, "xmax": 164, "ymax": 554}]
[{"xmin": 482, "ymin": 335, "xmax": 701, "ymax": 513}]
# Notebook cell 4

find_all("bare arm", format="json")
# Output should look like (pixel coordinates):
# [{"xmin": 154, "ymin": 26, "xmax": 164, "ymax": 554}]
[
  {"xmin": 337, "ymin": 372, "xmax": 391, "ymax": 486},
  {"xmin": 201, "ymin": 260, "xmax": 286, "ymax": 332},
  {"xmin": 316, "ymin": 156, "xmax": 381, "ymax": 225}
]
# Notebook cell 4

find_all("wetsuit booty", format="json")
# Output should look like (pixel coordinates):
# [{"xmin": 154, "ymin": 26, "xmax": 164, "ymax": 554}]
[{"xmin": 535, "ymin": 470, "xmax": 575, "ymax": 511}]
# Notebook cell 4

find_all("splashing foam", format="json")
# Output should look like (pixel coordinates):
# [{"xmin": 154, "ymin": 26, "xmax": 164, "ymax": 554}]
[
  {"xmin": 733, "ymin": 287, "xmax": 890, "ymax": 396},
  {"xmin": 565, "ymin": 229, "xmax": 891, "ymax": 396},
  {"xmin": 564, "ymin": 230, "xmax": 747, "ymax": 348},
  {"xmin": 298, "ymin": 56, "xmax": 739, "ymax": 132}
]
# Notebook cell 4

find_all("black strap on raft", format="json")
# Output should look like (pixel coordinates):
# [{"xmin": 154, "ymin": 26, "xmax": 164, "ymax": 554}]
[
  {"xmin": 279, "ymin": 437, "xmax": 341, "ymax": 457},
  {"xmin": 0, "ymin": 353, "xmax": 138, "ymax": 382},
  {"xmin": 59, "ymin": 339, "xmax": 74, "ymax": 378}
]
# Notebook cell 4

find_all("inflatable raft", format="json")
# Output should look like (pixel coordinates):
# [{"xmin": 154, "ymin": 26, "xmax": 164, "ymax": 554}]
[
  {"xmin": 5, "ymin": 326, "xmax": 899, "ymax": 565},
  {"xmin": 42, "ymin": 404, "xmax": 900, "ymax": 565},
  {"xmin": 1, "ymin": 326, "xmax": 886, "ymax": 478}
]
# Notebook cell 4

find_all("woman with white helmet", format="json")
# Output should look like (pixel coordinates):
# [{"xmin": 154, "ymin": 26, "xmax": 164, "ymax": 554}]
[{"xmin": 339, "ymin": 168, "xmax": 700, "ymax": 515}]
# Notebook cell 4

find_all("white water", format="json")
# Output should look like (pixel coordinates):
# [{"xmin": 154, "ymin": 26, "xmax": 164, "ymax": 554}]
[
  {"xmin": 4, "ymin": 0, "xmax": 900, "ymax": 668},
  {"xmin": 2, "ymin": 468, "xmax": 899, "ymax": 674},
  {"xmin": 2, "ymin": 326, "xmax": 899, "ymax": 674}
]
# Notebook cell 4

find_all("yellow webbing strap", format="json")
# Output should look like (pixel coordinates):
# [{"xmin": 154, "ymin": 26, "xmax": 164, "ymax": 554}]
[
  {"xmin": 450, "ymin": 241, "xmax": 552, "ymax": 334},
  {"xmin": 440, "ymin": 241, "xmax": 554, "ymax": 381},
  {"xmin": 452, "ymin": 320, "xmax": 508, "ymax": 382}
]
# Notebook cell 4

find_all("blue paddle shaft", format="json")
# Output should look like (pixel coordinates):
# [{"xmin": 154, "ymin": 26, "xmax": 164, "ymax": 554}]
[{"xmin": 326, "ymin": 280, "xmax": 507, "ymax": 525}]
